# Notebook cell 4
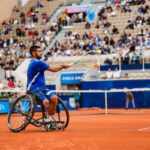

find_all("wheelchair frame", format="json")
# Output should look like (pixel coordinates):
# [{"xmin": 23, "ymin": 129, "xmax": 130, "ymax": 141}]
[{"xmin": 8, "ymin": 92, "xmax": 70, "ymax": 132}]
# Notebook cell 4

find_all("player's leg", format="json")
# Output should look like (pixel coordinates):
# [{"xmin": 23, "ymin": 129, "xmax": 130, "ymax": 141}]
[
  {"xmin": 132, "ymin": 99, "xmax": 136, "ymax": 109},
  {"xmin": 43, "ymin": 89, "xmax": 58, "ymax": 115},
  {"xmin": 32, "ymin": 89, "xmax": 50, "ymax": 115},
  {"xmin": 43, "ymin": 99, "xmax": 50, "ymax": 114},
  {"xmin": 125, "ymin": 99, "xmax": 129, "ymax": 109},
  {"xmin": 48, "ymin": 95, "xmax": 58, "ymax": 115}
]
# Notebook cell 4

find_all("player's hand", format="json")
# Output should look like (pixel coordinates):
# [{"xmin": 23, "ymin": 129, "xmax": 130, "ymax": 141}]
[{"xmin": 61, "ymin": 64, "xmax": 71, "ymax": 69}]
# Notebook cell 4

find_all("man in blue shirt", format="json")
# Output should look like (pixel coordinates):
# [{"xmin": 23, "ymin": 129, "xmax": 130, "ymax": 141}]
[{"xmin": 27, "ymin": 45, "xmax": 70, "ymax": 115}]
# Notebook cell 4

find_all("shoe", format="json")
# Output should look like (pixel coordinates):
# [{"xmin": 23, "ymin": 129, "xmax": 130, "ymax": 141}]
[{"xmin": 44, "ymin": 116, "xmax": 57, "ymax": 131}]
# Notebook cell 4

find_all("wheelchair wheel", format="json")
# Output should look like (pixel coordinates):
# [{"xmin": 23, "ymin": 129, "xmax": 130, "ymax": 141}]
[
  {"xmin": 55, "ymin": 97, "xmax": 69, "ymax": 130},
  {"xmin": 8, "ymin": 94, "xmax": 34, "ymax": 133}
]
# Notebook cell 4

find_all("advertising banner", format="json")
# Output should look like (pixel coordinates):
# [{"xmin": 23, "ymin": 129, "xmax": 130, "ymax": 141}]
[
  {"xmin": 61, "ymin": 72, "xmax": 84, "ymax": 85},
  {"xmin": 65, "ymin": 5, "xmax": 88, "ymax": 14}
]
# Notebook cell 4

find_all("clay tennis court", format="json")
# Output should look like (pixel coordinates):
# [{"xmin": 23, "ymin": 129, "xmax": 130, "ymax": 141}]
[{"xmin": 1, "ymin": 108, "xmax": 150, "ymax": 150}]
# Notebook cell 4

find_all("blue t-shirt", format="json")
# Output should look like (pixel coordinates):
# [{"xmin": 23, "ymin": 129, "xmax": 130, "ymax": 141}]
[{"xmin": 27, "ymin": 59, "xmax": 49, "ymax": 91}]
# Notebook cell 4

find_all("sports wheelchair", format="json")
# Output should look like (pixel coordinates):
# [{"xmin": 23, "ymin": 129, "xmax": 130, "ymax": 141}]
[{"xmin": 8, "ymin": 91, "xmax": 70, "ymax": 132}]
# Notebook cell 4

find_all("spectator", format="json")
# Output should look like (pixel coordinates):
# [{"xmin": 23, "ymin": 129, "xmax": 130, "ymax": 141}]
[
  {"xmin": 106, "ymin": 68, "xmax": 113, "ymax": 79},
  {"xmin": 112, "ymin": 25, "xmax": 119, "ymax": 34},
  {"xmin": 113, "ymin": 68, "xmax": 121, "ymax": 79},
  {"xmin": 0, "ymin": 80, "xmax": 4, "ymax": 89},
  {"xmin": 7, "ymin": 76, "xmax": 16, "ymax": 88},
  {"xmin": 145, "ymin": 36, "xmax": 150, "ymax": 48},
  {"xmin": 104, "ymin": 58, "xmax": 113, "ymax": 65}
]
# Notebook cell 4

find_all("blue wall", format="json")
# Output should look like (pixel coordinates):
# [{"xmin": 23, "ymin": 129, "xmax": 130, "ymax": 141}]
[
  {"xmin": 100, "ymin": 63, "xmax": 150, "ymax": 71},
  {"xmin": 80, "ymin": 79, "xmax": 150, "ymax": 108},
  {"xmin": 81, "ymin": 79, "xmax": 150, "ymax": 90},
  {"xmin": 0, "ymin": 84, "xmax": 77, "ymax": 114},
  {"xmin": 0, "ymin": 100, "xmax": 9, "ymax": 114},
  {"xmin": 2, "ymin": 79, "xmax": 150, "ymax": 114},
  {"xmin": 0, "ymin": 85, "xmax": 56, "ymax": 114}
]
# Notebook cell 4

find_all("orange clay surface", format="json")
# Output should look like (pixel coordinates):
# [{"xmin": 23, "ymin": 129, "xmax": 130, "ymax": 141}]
[{"xmin": 1, "ymin": 108, "xmax": 150, "ymax": 150}]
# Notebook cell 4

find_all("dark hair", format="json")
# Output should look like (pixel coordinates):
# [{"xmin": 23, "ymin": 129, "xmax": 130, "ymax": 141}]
[{"xmin": 29, "ymin": 45, "xmax": 41, "ymax": 56}]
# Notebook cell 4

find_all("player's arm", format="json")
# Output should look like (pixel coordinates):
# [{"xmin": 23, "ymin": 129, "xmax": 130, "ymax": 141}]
[
  {"xmin": 47, "ymin": 64, "xmax": 70, "ymax": 72},
  {"xmin": 37, "ymin": 60, "xmax": 71, "ymax": 72}
]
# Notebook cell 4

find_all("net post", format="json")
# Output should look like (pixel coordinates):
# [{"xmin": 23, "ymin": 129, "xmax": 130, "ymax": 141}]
[{"xmin": 104, "ymin": 90, "xmax": 108, "ymax": 114}]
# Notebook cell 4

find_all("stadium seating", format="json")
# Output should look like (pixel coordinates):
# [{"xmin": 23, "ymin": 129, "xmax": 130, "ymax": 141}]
[{"xmin": 0, "ymin": 0, "xmax": 150, "ymax": 88}]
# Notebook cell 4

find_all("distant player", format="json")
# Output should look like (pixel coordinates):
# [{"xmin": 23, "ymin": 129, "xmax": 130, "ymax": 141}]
[{"xmin": 124, "ymin": 88, "xmax": 136, "ymax": 109}]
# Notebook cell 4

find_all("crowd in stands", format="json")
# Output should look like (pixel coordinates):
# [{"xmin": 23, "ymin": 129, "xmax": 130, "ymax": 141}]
[
  {"xmin": 49, "ymin": 0, "xmax": 150, "ymax": 66},
  {"xmin": 0, "ymin": 0, "xmax": 61, "ymax": 80},
  {"xmin": 0, "ymin": 0, "xmax": 150, "ymax": 86}
]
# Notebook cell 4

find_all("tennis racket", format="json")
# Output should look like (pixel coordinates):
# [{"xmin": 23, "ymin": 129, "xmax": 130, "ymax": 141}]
[{"xmin": 70, "ymin": 51, "xmax": 100, "ymax": 69}]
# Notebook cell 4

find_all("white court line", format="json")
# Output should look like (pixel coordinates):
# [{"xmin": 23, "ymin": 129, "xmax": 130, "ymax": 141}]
[{"xmin": 138, "ymin": 127, "xmax": 150, "ymax": 132}]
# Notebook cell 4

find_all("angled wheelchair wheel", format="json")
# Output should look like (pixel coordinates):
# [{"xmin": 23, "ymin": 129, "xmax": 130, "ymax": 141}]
[
  {"xmin": 8, "ymin": 94, "xmax": 34, "ymax": 133},
  {"xmin": 52, "ymin": 97, "xmax": 70, "ymax": 130}
]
